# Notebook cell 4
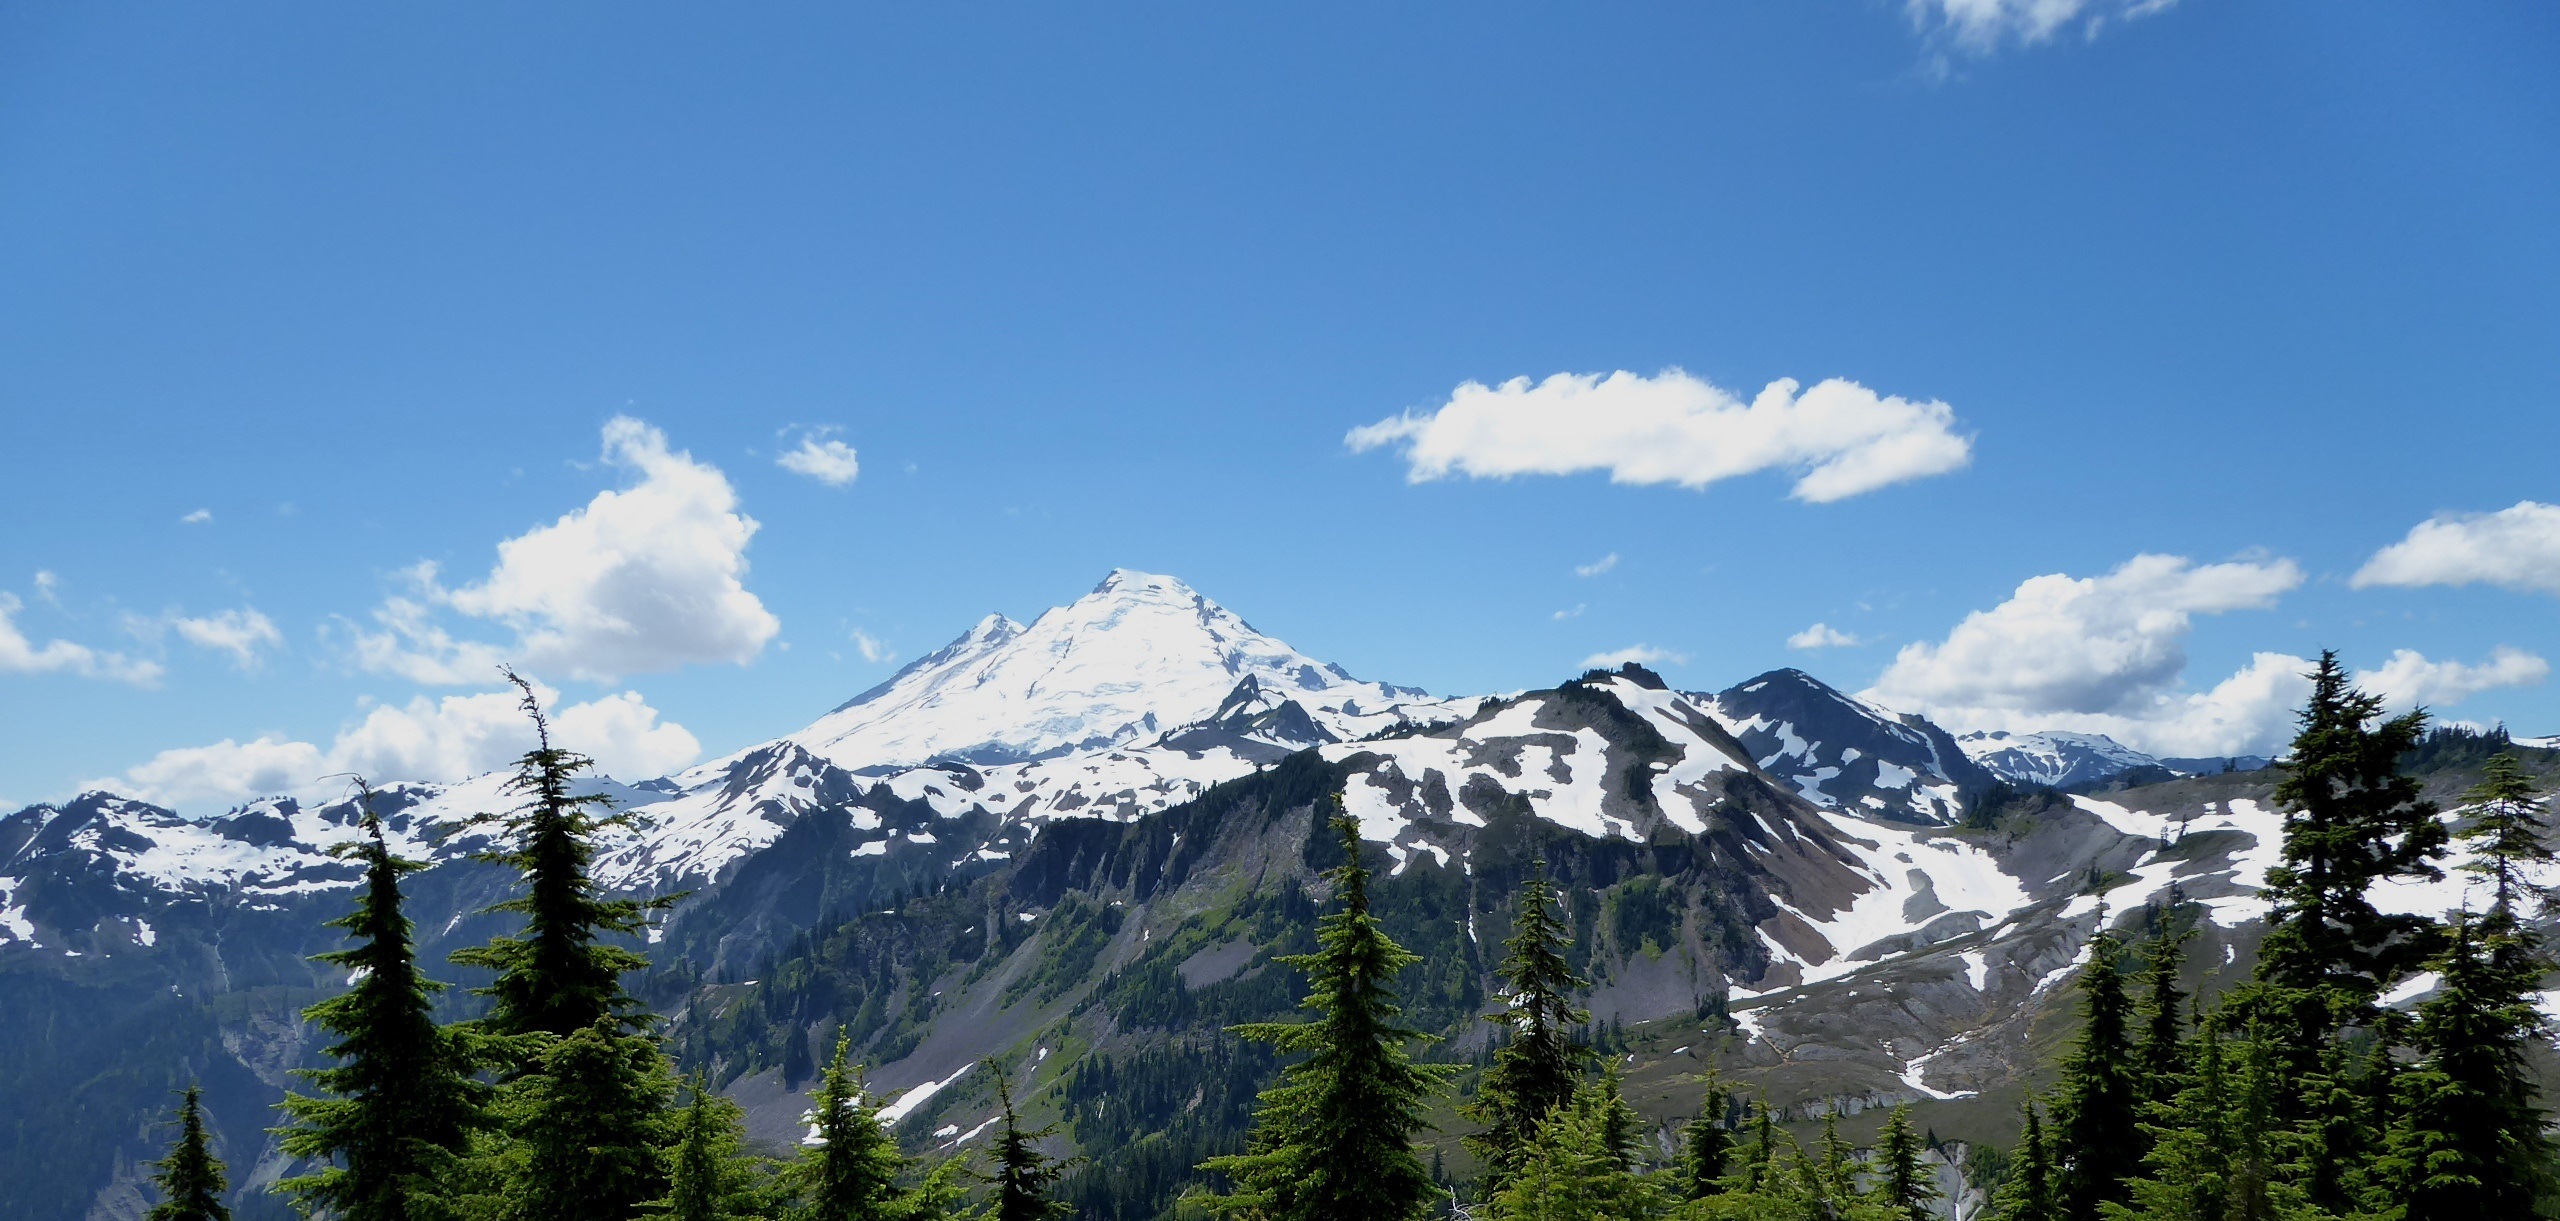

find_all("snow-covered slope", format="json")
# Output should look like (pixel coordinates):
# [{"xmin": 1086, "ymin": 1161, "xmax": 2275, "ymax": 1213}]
[
  {"xmin": 1704, "ymin": 669, "xmax": 1992, "ymax": 823},
  {"xmin": 1957, "ymin": 730, "xmax": 2161, "ymax": 789},
  {"xmin": 770, "ymin": 570, "xmax": 1445, "ymax": 771}
]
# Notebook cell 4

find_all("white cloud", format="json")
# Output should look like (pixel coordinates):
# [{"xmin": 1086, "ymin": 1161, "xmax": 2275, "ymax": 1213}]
[
  {"xmin": 32, "ymin": 571, "xmax": 60, "ymax": 605},
  {"xmin": 1581, "ymin": 644, "xmax": 1688, "ymax": 670},
  {"xmin": 97, "ymin": 685, "xmax": 701, "ymax": 811},
  {"xmin": 849, "ymin": 628, "xmax": 895, "ymax": 664},
  {"xmin": 0, "ymin": 594, "xmax": 162, "ymax": 685},
  {"xmin": 128, "ymin": 608, "xmax": 284, "ymax": 669},
  {"xmin": 354, "ymin": 417, "xmax": 781, "ymax": 683},
  {"xmin": 1347, "ymin": 370, "xmax": 1971, "ymax": 503},
  {"xmin": 1552, "ymin": 604, "xmax": 1587, "ymax": 621},
  {"xmin": 2353, "ymin": 501, "xmax": 2560, "ymax": 598},
  {"xmin": 2358, "ymin": 647, "xmax": 2550, "ymax": 710},
  {"xmin": 777, "ymin": 430, "xmax": 861, "ymax": 487},
  {"xmin": 1574, "ymin": 553, "xmax": 1620, "ymax": 578},
  {"xmin": 1787, "ymin": 623, "xmax": 1862, "ymax": 650},
  {"xmin": 180, "ymin": 508, "xmax": 211, "ymax": 525},
  {"xmin": 1909, "ymin": 0, "xmax": 2178, "ymax": 55},
  {"xmin": 1862, "ymin": 552, "xmax": 2548, "ymax": 755}
]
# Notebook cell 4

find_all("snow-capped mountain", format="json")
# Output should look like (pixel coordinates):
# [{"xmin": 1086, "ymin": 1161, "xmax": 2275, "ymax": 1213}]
[
  {"xmin": 768, "ymin": 569, "xmax": 1445, "ymax": 771},
  {"xmin": 1956, "ymin": 730, "xmax": 2161, "ymax": 789},
  {"xmin": 1703, "ymin": 669, "xmax": 1993, "ymax": 822}
]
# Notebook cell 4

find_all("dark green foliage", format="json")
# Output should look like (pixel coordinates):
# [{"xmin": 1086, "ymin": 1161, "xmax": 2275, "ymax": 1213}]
[
  {"xmin": 274, "ymin": 795, "xmax": 487, "ymax": 1221},
  {"xmin": 1679, "ymin": 1074, "xmax": 1736, "ymax": 1199},
  {"xmin": 2258, "ymin": 651, "xmax": 2447, "ymax": 1015},
  {"xmin": 2374, "ymin": 915, "xmax": 2554, "ymax": 1220},
  {"xmin": 2111, "ymin": 1021, "xmax": 2232, "ymax": 1221},
  {"xmin": 1199, "ymin": 807, "xmax": 1457, "ymax": 1221},
  {"xmin": 148, "ymin": 1087, "xmax": 231, "ymax": 1221},
  {"xmin": 2131, "ymin": 931, "xmax": 2191, "ymax": 1109},
  {"xmin": 983, "ymin": 1070, "xmax": 1072, "ymax": 1221},
  {"xmin": 1004, "ymin": 895, "xmax": 1123, "ymax": 1007},
  {"xmin": 1486, "ymin": 1077, "xmax": 1665, "ymax": 1221},
  {"xmin": 1463, "ymin": 863, "xmax": 1594, "ymax": 1194},
  {"xmin": 501, "ymin": 1019, "xmax": 677, "ymax": 1221},
  {"xmin": 1058, "ymin": 1037, "xmax": 1279, "ymax": 1219},
  {"xmin": 1870, "ymin": 1105, "xmax": 1937, "ymax": 1220},
  {"xmin": 450, "ymin": 670, "xmax": 660, "ymax": 1042},
  {"xmin": 650, "ymin": 1075, "xmax": 770, "ymax": 1221},
  {"xmin": 1998, "ymin": 1102, "xmax": 2057, "ymax": 1221},
  {"xmin": 2053, "ymin": 926, "xmax": 2141, "ymax": 1221},
  {"xmin": 787, "ymin": 1036, "xmax": 908, "ymax": 1221}
]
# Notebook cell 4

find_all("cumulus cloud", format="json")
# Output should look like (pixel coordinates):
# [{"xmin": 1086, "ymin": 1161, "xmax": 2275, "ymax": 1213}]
[
  {"xmin": 0, "ymin": 593, "xmax": 162, "ymax": 685},
  {"xmin": 1909, "ymin": 0, "xmax": 2179, "ymax": 55},
  {"xmin": 1347, "ymin": 370, "xmax": 1972, "ymax": 503},
  {"xmin": 2353, "ymin": 501, "xmax": 2560, "ymax": 598},
  {"xmin": 354, "ymin": 417, "xmax": 781, "ymax": 683},
  {"xmin": 1582, "ymin": 644, "xmax": 1688, "ymax": 669},
  {"xmin": 97, "ymin": 684, "xmax": 701, "ymax": 811},
  {"xmin": 180, "ymin": 508, "xmax": 212, "ymax": 525},
  {"xmin": 777, "ymin": 429, "xmax": 861, "ymax": 487},
  {"xmin": 1575, "ymin": 553, "xmax": 1620, "ymax": 578},
  {"xmin": 2359, "ymin": 647, "xmax": 2551, "ymax": 710},
  {"xmin": 1863, "ymin": 553, "xmax": 2547, "ymax": 755},
  {"xmin": 1788, "ymin": 623, "xmax": 1862, "ymax": 650}
]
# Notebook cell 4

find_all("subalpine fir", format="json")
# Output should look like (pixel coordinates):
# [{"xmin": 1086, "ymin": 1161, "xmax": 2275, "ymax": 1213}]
[
  {"xmin": 1677, "ymin": 1073, "xmax": 1735, "ymax": 1199},
  {"xmin": 147, "ymin": 1087, "xmax": 231, "ymax": 1221},
  {"xmin": 2052, "ymin": 925, "xmax": 2141, "ymax": 1221},
  {"xmin": 450, "ymin": 669, "xmax": 660, "ymax": 1042},
  {"xmin": 1462, "ymin": 861, "xmax": 1593, "ymax": 1195},
  {"xmin": 1199, "ymin": 804, "xmax": 1456, "ymax": 1221},
  {"xmin": 274, "ymin": 788, "xmax": 487, "ymax": 1221},
  {"xmin": 983, "ymin": 1069, "xmax": 1073, "ymax": 1221},
  {"xmin": 504, "ymin": 1019, "xmax": 677, "ymax": 1221},
  {"xmin": 1870, "ymin": 1104, "xmax": 1937, "ymax": 1220},
  {"xmin": 650, "ymin": 1074, "xmax": 770, "ymax": 1221},
  {"xmin": 1997, "ymin": 1102, "xmax": 2057, "ymax": 1221},
  {"xmin": 2374, "ymin": 914, "xmax": 2553, "ymax": 1220},
  {"xmin": 1487, "ymin": 1078, "xmax": 1665, "ymax": 1221},
  {"xmin": 788, "ymin": 1035, "xmax": 910, "ymax": 1221}
]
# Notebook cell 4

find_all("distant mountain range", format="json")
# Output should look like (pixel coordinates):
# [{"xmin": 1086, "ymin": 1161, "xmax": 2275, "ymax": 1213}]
[{"xmin": 1, "ymin": 571, "xmax": 2544, "ymax": 1221}]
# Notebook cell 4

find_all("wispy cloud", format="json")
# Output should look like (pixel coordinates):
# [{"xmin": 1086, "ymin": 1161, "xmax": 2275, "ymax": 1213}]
[
  {"xmin": 1574, "ymin": 553, "xmax": 1620, "ymax": 578},
  {"xmin": 850, "ymin": 627, "xmax": 896, "ymax": 664},
  {"xmin": 0, "ymin": 593, "xmax": 162, "ymax": 685},
  {"xmin": 1581, "ymin": 644, "xmax": 1687, "ymax": 670},
  {"xmin": 180, "ymin": 508, "xmax": 212, "ymax": 525},
  {"xmin": 1349, "ymin": 370, "xmax": 1970, "ymax": 503},
  {"xmin": 1908, "ymin": 0, "xmax": 2180, "ymax": 59},
  {"xmin": 1552, "ymin": 604, "xmax": 1586, "ymax": 621}
]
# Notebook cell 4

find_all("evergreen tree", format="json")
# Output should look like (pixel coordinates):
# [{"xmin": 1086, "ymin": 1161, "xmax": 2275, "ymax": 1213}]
[
  {"xmin": 1593, "ymin": 1065, "xmax": 1642, "ymax": 1175},
  {"xmin": 983, "ymin": 1069, "xmax": 1071, "ymax": 1221},
  {"xmin": 2219, "ymin": 1029, "xmax": 2311, "ymax": 1221},
  {"xmin": 450, "ymin": 669, "xmax": 660, "ymax": 1042},
  {"xmin": 2256, "ymin": 652, "xmax": 2447, "ymax": 1029},
  {"xmin": 274, "ymin": 788, "xmax": 487, "ymax": 1221},
  {"xmin": 1998, "ymin": 1102, "xmax": 2057, "ymax": 1221},
  {"xmin": 2458, "ymin": 754, "xmax": 2550, "ymax": 927},
  {"xmin": 1810, "ymin": 1111, "xmax": 1856, "ymax": 1207},
  {"xmin": 2373, "ymin": 914, "xmax": 2553, "ymax": 1220},
  {"xmin": 1739, "ymin": 1096, "xmax": 1778, "ymax": 1193},
  {"xmin": 1199, "ymin": 805, "xmax": 1458, "ymax": 1221},
  {"xmin": 2131, "ymin": 931, "xmax": 2191, "ymax": 1109},
  {"xmin": 1870, "ymin": 1105, "xmax": 1937, "ymax": 1220},
  {"xmin": 2052, "ymin": 926, "xmax": 2141, "ymax": 1221},
  {"xmin": 1487, "ymin": 1081, "xmax": 1665, "ymax": 1221},
  {"xmin": 1679, "ymin": 1073, "xmax": 1736, "ymax": 1199},
  {"xmin": 505, "ymin": 1018, "xmax": 677, "ymax": 1221},
  {"xmin": 788, "ymin": 1036, "xmax": 909, "ymax": 1221},
  {"xmin": 148, "ymin": 1087, "xmax": 231, "ymax": 1221},
  {"xmin": 1463, "ymin": 862, "xmax": 1594, "ymax": 1194},
  {"xmin": 651, "ymin": 1074, "xmax": 771, "ymax": 1221},
  {"xmin": 2108, "ymin": 1021, "xmax": 2230, "ymax": 1221}
]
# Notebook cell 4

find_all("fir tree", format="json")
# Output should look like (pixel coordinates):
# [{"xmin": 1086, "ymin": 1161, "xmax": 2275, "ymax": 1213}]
[
  {"xmin": 651, "ymin": 1074, "xmax": 770, "ymax": 1221},
  {"xmin": 983, "ymin": 1069, "xmax": 1072, "ymax": 1221},
  {"xmin": 450, "ymin": 669, "xmax": 660, "ymax": 1042},
  {"xmin": 2458, "ymin": 754, "xmax": 2550, "ymax": 927},
  {"xmin": 2131, "ymin": 931, "xmax": 2191, "ymax": 1109},
  {"xmin": 1679, "ymin": 1073, "xmax": 1736, "ymax": 1199},
  {"xmin": 1739, "ymin": 1096, "xmax": 1778, "ymax": 1193},
  {"xmin": 1998, "ymin": 1101, "xmax": 2057, "ymax": 1221},
  {"xmin": 2108, "ymin": 1021, "xmax": 2231, "ymax": 1221},
  {"xmin": 1463, "ymin": 862, "xmax": 1593, "ymax": 1194},
  {"xmin": 148, "ymin": 1087, "xmax": 231, "ymax": 1221},
  {"xmin": 2374, "ymin": 914, "xmax": 2553, "ymax": 1220},
  {"xmin": 2219, "ymin": 1029, "xmax": 2311, "ymax": 1221},
  {"xmin": 1487, "ymin": 1081, "xmax": 1666, "ymax": 1221},
  {"xmin": 1199, "ymin": 805, "xmax": 1458, "ymax": 1221},
  {"xmin": 2256, "ymin": 652, "xmax": 2447, "ymax": 1025},
  {"xmin": 788, "ymin": 1035, "xmax": 909, "ymax": 1221},
  {"xmin": 1811, "ymin": 1110, "xmax": 1856, "ymax": 1206},
  {"xmin": 274, "ymin": 786, "xmax": 487, "ymax": 1221},
  {"xmin": 1870, "ymin": 1105, "xmax": 1937, "ymax": 1220},
  {"xmin": 2052, "ymin": 926, "xmax": 2141, "ymax": 1221},
  {"xmin": 505, "ymin": 1018, "xmax": 677, "ymax": 1221}
]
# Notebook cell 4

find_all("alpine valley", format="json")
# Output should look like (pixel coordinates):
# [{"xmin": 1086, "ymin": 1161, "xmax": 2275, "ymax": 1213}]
[{"xmin": 6, "ymin": 571, "xmax": 2554, "ymax": 1221}]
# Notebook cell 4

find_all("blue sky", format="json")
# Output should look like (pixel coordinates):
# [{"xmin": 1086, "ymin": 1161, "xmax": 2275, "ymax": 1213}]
[{"xmin": 5, "ymin": 1, "xmax": 2557, "ymax": 810}]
